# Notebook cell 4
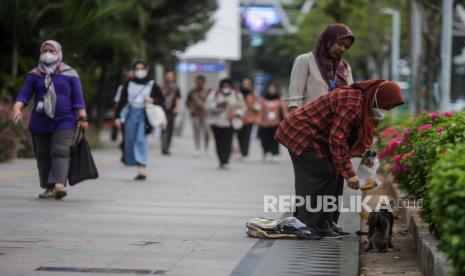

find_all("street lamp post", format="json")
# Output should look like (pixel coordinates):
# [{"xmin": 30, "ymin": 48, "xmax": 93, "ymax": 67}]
[
  {"xmin": 382, "ymin": 8, "xmax": 401, "ymax": 83},
  {"xmin": 440, "ymin": 0, "xmax": 453, "ymax": 111},
  {"xmin": 382, "ymin": 8, "xmax": 401, "ymax": 119}
]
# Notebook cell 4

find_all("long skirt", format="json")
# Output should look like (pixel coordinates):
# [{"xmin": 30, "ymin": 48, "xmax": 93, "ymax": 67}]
[
  {"xmin": 211, "ymin": 125, "xmax": 234, "ymax": 165},
  {"xmin": 259, "ymin": 126, "xmax": 279, "ymax": 156},
  {"xmin": 236, "ymin": 123, "xmax": 253, "ymax": 157},
  {"xmin": 289, "ymin": 147, "xmax": 340, "ymax": 232},
  {"xmin": 124, "ymin": 107, "xmax": 147, "ymax": 166}
]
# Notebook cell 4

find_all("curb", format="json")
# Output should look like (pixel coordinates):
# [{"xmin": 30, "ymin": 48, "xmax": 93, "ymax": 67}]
[{"xmin": 385, "ymin": 178, "xmax": 454, "ymax": 276}]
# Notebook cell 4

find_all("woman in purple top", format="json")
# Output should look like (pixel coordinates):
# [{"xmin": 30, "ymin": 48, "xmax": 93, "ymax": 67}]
[{"xmin": 10, "ymin": 40, "xmax": 88, "ymax": 199}]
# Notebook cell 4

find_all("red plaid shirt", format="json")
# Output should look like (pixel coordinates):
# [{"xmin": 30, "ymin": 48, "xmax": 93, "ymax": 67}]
[{"xmin": 275, "ymin": 89, "xmax": 362, "ymax": 179}]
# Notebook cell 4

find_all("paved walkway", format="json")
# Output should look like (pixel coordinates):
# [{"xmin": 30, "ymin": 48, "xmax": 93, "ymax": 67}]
[{"xmin": 0, "ymin": 131, "xmax": 360, "ymax": 276}]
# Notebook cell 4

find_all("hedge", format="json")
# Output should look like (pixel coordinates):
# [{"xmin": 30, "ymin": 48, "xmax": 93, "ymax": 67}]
[
  {"xmin": 378, "ymin": 111, "xmax": 465, "ymax": 275},
  {"xmin": 429, "ymin": 144, "xmax": 465, "ymax": 275}
]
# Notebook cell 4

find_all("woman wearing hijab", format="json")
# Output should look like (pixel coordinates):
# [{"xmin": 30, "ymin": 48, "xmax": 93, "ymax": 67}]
[
  {"xmin": 115, "ymin": 61, "xmax": 163, "ymax": 180},
  {"xmin": 287, "ymin": 23, "xmax": 355, "ymax": 233},
  {"xmin": 11, "ymin": 40, "xmax": 87, "ymax": 199},
  {"xmin": 276, "ymin": 80, "xmax": 404, "ymax": 239},
  {"xmin": 257, "ymin": 83, "xmax": 288, "ymax": 162},
  {"xmin": 206, "ymin": 78, "xmax": 245, "ymax": 169},
  {"xmin": 237, "ymin": 77, "xmax": 259, "ymax": 158},
  {"xmin": 287, "ymin": 23, "xmax": 355, "ymax": 112}
]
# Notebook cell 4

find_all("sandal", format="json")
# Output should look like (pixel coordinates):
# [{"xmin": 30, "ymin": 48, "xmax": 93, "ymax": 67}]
[{"xmin": 54, "ymin": 183, "xmax": 67, "ymax": 199}]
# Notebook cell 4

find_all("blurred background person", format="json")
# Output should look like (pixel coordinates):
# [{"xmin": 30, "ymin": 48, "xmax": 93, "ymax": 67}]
[
  {"xmin": 206, "ymin": 78, "xmax": 245, "ymax": 169},
  {"xmin": 160, "ymin": 71, "xmax": 181, "ymax": 155},
  {"xmin": 115, "ymin": 61, "xmax": 163, "ymax": 180},
  {"xmin": 236, "ymin": 77, "xmax": 259, "ymax": 159},
  {"xmin": 257, "ymin": 83, "xmax": 288, "ymax": 162},
  {"xmin": 186, "ymin": 75, "xmax": 210, "ymax": 156},
  {"xmin": 11, "ymin": 40, "xmax": 88, "ymax": 199}
]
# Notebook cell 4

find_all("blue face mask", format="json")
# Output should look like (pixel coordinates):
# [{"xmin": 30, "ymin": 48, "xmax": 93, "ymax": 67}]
[{"xmin": 372, "ymin": 83, "xmax": 388, "ymax": 120}]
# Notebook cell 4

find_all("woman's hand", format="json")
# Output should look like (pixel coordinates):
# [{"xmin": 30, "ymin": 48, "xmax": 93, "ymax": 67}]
[
  {"xmin": 114, "ymin": 118, "xmax": 122, "ymax": 129},
  {"xmin": 145, "ymin": 96, "xmax": 154, "ymax": 104},
  {"xmin": 11, "ymin": 108, "xmax": 23, "ymax": 124},
  {"xmin": 77, "ymin": 120, "xmax": 89, "ymax": 130},
  {"xmin": 10, "ymin": 102, "xmax": 24, "ymax": 124},
  {"xmin": 347, "ymin": 176, "xmax": 360, "ymax": 190}
]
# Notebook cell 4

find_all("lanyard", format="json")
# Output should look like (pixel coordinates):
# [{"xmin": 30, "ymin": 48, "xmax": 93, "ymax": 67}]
[{"xmin": 329, "ymin": 73, "xmax": 338, "ymax": 91}]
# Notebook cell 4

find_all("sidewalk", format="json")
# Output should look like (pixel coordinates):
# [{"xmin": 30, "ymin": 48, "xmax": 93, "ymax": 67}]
[{"xmin": 0, "ymin": 131, "xmax": 360, "ymax": 276}]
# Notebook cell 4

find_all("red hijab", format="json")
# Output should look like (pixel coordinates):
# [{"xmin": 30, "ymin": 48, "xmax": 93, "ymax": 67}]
[
  {"xmin": 348, "ymin": 80, "xmax": 405, "ymax": 156},
  {"xmin": 314, "ymin": 24, "xmax": 355, "ymax": 89}
]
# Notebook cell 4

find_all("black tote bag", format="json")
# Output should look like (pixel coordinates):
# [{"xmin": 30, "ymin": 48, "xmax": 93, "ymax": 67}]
[{"xmin": 68, "ymin": 129, "xmax": 99, "ymax": 185}]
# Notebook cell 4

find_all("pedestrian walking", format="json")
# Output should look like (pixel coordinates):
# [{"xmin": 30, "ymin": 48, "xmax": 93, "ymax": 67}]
[
  {"xmin": 275, "ymin": 80, "xmax": 404, "ymax": 239},
  {"xmin": 236, "ymin": 77, "xmax": 259, "ymax": 158},
  {"xmin": 287, "ymin": 23, "xmax": 355, "ymax": 231},
  {"xmin": 186, "ymin": 75, "xmax": 210, "ymax": 156},
  {"xmin": 206, "ymin": 79, "xmax": 245, "ymax": 169},
  {"xmin": 160, "ymin": 71, "xmax": 181, "ymax": 155},
  {"xmin": 114, "ymin": 61, "xmax": 163, "ymax": 180},
  {"xmin": 256, "ymin": 83, "xmax": 288, "ymax": 162},
  {"xmin": 11, "ymin": 40, "xmax": 88, "ymax": 199}
]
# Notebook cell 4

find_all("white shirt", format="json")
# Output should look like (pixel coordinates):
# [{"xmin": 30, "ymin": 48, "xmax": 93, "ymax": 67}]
[{"xmin": 127, "ymin": 80, "xmax": 154, "ymax": 108}]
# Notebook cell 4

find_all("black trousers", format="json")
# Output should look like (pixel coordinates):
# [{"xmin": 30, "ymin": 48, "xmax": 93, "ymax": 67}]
[
  {"xmin": 259, "ymin": 126, "xmax": 279, "ymax": 156},
  {"xmin": 161, "ymin": 112, "xmax": 176, "ymax": 152},
  {"xmin": 334, "ymin": 174, "xmax": 344, "ymax": 224},
  {"xmin": 211, "ymin": 126, "xmax": 234, "ymax": 165},
  {"xmin": 289, "ymin": 148, "xmax": 339, "ymax": 232},
  {"xmin": 31, "ymin": 129, "xmax": 75, "ymax": 189},
  {"xmin": 236, "ymin": 123, "xmax": 253, "ymax": 157}
]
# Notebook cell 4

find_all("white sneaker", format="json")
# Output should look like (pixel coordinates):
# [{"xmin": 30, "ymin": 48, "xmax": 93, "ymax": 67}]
[{"xmin": 271, "ymin": 156, "xmax": 279, "ymax": 163}]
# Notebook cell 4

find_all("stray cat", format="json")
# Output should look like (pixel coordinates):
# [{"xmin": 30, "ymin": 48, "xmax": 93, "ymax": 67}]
[{"xmin": 356, "ymin": 201, "xmax": 394, "ymax": 252}]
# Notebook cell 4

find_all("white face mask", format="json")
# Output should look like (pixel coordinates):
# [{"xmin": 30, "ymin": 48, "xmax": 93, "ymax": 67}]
[
  {"xmin": 222, "ymin": 88, "xmax": 231, "ymax": 95},
  {"xmin": 134, "ymin": 69, "xmax": 148, "ymax": 79},
  {"xmin": 372, "ymin": 83, "xmax": 388, "ymax": 120},
  {"xmin": 40, "ymin": 52, "xmax": 58, "ymax": 64}
]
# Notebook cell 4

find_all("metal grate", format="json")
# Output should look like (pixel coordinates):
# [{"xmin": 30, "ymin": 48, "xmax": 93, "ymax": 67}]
[
  {"xmin": 35, "ymin": 266, "xmax": 166, "ymax": 275},
  {"xmin": 231, "ymin": 189, "xmax": 361, "ymax": 276}
]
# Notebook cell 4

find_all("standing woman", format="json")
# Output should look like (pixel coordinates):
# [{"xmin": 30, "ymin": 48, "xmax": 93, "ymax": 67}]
[
  {"xmin": 237, "ymin": 77, "xmax": 259, "ymax": 158},
  {"xmin": 276, "ymin": 80, "xmax": 404, "ymax": 238},
  {"xmin": 115, "ymin": 61, "xmax": 163, "ymax": 180},
  {"xmin": 206, "ymin": 79, "xmax": 245, "ymax": 169},
  {"xmin": 11, "ymin": 40, "xmax": 88, "ymax": 199},
  {"xmin": 287, "ymin": 23, "xmax": 355, "ymax": 112},
  {"xmin": 286, "ymin": 23, "xmax": 355, "ymax": 232},
  {"xmin": 256, "ymin": 83, "xmax": 288, "ymax": 162}
]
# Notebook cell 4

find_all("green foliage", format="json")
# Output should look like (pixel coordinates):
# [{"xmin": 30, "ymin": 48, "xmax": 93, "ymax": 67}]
[
  {"xmin": 0, "ymin": 104, "xmax": 33, "ymax": 162},
  {"xmin": 379, "ymin": 111, "xmax": 465, "ymax": 274},
  {"xmin": 0, "ymin": 0, "xmax": 217, "ymax": 122},
  {"xmin": 378, "ymin": 112, "xmax": 465, "ymax": 228},
  {"xmin": 429, "ymin": 144, "xmax": 465, "ymax": 276}
]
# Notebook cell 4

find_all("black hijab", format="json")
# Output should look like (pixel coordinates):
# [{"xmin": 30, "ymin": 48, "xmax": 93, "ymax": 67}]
[
  {"xmin": 264, "ymin": 83, "xmax": 281, "ymax": 100},
  {"xmin": 131, "ymin": 60, "xmax": 151, "ymax": 85}
]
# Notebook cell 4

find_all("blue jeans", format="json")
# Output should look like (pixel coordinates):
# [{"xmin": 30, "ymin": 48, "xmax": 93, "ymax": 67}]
[{"xmin": 124, "ymin": 107, "xmax": 147, "ymax": 166}]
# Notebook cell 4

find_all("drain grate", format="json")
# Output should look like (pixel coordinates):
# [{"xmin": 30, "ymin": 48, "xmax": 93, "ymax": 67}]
[{"xmin": 35, "ymin": 266, "xmax": 165, "ymax": 275}]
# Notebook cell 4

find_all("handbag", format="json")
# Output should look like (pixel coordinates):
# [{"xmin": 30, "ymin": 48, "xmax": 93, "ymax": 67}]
[
  {"xmin": 145, "ymin": 103, "xmax": 167, "ymax": 129},
  {"xmin": 68, "ymin": 129, "xmax": 99, "ymax": 185}
]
